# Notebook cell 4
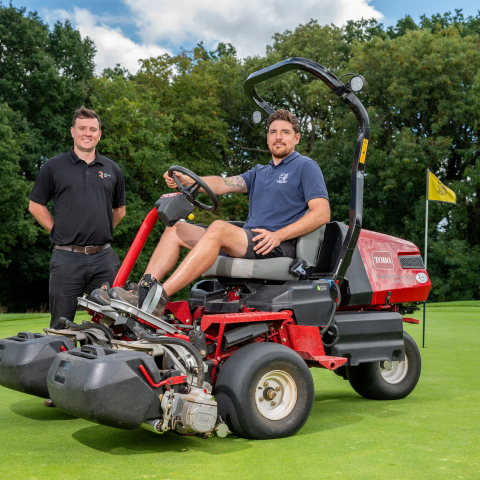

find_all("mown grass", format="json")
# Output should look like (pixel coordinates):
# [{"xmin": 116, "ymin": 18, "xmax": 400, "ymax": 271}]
[{"xmin": 0, "ymin": 304, "xmax": 479, "ymax": 480}]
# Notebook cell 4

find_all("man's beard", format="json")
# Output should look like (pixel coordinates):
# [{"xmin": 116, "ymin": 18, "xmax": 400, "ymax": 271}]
[{"xmin": 269, "ymin": 144, "xmax": 291, "ymax": 159}]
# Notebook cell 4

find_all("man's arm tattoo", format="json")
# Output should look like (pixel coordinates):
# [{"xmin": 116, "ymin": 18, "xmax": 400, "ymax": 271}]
[{"xmin": 224, "ymin": 176, "xmax": 247, "ymax": 193}]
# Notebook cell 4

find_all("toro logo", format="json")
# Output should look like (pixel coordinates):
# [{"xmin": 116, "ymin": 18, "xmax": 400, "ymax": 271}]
[{"xmin": 372, "ymin": 251, "xmax": 394, "ymax": 270}]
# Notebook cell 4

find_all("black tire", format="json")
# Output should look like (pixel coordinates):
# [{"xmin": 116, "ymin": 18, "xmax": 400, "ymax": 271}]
[
  {"xmin": 346, "ymin": 331, "xmax": 421, "ymax": 400},
  {"xmin": 215, "ymin": 342, "xmax": 314, "ymax": 439}
]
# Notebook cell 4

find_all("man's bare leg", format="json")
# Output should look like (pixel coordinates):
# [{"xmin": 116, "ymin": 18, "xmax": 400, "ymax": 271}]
[
  {"xmin": 107, "ymin": 223, "xmax": 207, "ymax": 311},
  {"xmin": 162, "ymin": 221, "xmax": 248, "ymax": 296},
  {"xmin": 144, "ymin": 222, "xmax": 206, "ymax": 281}
]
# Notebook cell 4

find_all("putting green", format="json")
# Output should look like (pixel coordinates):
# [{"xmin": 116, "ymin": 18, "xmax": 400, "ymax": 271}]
[{"xmin": 0, "ymin": 304, "xmax": 479, "ymax": 480}]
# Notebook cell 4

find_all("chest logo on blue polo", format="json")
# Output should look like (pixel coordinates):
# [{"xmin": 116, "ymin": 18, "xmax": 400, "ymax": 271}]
[{"xmin": 277, "ymin": 173, "xmax": 289, "ymax": 184}]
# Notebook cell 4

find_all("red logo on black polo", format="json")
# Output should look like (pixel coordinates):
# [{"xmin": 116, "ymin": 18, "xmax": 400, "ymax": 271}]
[
  {"xmin": 98, "ymin": 171, "xmax": 111, "ymax": 179},
  {"xmin": 372, "ymin": 251, "xmax": 394, "ymax": 270}
]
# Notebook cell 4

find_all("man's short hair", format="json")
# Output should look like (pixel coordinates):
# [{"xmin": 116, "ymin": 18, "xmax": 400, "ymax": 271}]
[
  {"xmin": 267, "ymin": 109, "xmax": 300, "ymax": 134},
  {"xmin": 72, "ymin": 106, "xmax": 102, "ymax": 130}
]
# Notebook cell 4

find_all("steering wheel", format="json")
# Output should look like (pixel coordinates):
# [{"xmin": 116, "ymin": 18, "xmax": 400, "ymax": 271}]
[{"xmin": 167, "ymin": 165, "xmax": 218, "ymax": 212}]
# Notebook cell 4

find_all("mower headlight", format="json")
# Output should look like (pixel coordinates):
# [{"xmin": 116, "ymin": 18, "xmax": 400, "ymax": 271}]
[
  {"xmin": 252, "ymin": 110, "xmax": 263, "ymax": 124},
  {"xmin": 349, "ymin": 75, "xmax": 365, "ymax": 93}
]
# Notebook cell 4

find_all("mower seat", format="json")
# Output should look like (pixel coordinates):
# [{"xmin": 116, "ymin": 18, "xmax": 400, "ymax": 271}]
[{"xmin": 203, "ymin": 224, "xmax": 325, "ymax": 281}]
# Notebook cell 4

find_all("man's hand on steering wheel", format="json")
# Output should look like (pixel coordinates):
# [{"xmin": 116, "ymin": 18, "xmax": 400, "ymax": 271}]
[
  {"xmin": 163, "ymin": 170, "xmax": 191, "ymax": 189},
  {"xmin": 163, "ymin": 166, "xmax": 218, "ymax": 212},
  {"xmin": 252, "ymin": 229, "xmax": 282, "ymax": 255}
]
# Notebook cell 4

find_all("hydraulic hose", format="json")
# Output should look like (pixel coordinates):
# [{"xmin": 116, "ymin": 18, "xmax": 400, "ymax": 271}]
[
  {"xmin": 133, "ymin": 327, "xmax": 205, "ymax": 387},
  {"xmin": 321, "ymin": 324, "xmax": 339, "ymax": 348},
  {"xmin": 59, "ymin": 317, "xmax": 114, "ymax": 344},
  {"xmin": 320, "ymin": 281, "xmax": 342, "ymax": 336}
]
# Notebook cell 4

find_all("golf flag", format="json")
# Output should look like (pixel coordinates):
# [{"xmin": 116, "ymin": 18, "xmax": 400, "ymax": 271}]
[
  {"xmin": 427, "ymin": 171, "xmax": 456, "ymax": 204},
  {"xmin": 423, "ymin": 168, "xmax": 457, "ymax": 348}
]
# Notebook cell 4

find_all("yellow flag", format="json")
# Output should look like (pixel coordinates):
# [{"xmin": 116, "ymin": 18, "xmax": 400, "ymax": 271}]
[{"xmin": 428, "ymin": 171, "xmax": 456, "ymax": 204}]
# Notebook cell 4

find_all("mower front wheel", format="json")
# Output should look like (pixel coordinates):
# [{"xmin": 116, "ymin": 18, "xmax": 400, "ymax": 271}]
[
  {"xmin": 346, "ymin": 331, "xmax": 421, "ymax": 400},
  {"xmin": 215, "ymin": 342, "xmax": 314, "ymax": 439}
]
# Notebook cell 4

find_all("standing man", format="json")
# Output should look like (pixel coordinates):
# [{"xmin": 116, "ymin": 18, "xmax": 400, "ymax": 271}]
[
  {"xmin": 29, "ymin": 106, "xmax": 126, "ymax": 330},
  {"xmin": 102, "ymin": 109, "xmax": 329, "ymax": 318}
]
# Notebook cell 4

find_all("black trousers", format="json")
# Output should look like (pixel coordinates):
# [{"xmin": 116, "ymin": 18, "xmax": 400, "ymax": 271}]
[{"xmin": 49, "ymin": 248, "xmax": 119, "ymax": 329}]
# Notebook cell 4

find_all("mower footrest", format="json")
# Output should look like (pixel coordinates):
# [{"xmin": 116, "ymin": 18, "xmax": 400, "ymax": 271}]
[
  {"xmin": 76, "ymin": 297, "xmax": 122, "ymax": 322},
  {"xmin": 296, "ymin": 352, "xmax": 348, "ymax": 370},
  {"xmin": 77, "ymin": 297, "xmax": 104, "ymax": 314},
  {"xmin": 110, "ymin": 299, "xmax": 180, "ymax": 334}
]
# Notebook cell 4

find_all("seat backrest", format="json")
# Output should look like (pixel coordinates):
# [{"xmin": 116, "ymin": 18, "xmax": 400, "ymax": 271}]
[
  {"xmin": 296, "ymin": 224, "xmax": 325, "ymax": 267},
  {"xmin": 202, "ymin": 220, "xmax": 326, "ymax": 281}
]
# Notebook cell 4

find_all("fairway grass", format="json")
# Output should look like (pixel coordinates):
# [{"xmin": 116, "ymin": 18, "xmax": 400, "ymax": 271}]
[{"xmin": 0, "ymin": 305, "xmax": 479, "ymax": 480}]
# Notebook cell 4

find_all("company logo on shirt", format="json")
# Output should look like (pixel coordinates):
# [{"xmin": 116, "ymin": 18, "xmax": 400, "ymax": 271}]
[
  {"xmin": 277, "ymin": 173, "xmax": 289, "ymax": 184},
  {"xmin": 98, "ymin": 171, "xmax": 111, "ymax": 179}
]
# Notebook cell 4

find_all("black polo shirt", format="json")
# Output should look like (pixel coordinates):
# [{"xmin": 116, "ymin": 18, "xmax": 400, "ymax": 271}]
[{"xmin": 29, "ymin": 147, "xmax": 126, "ymax": 246}]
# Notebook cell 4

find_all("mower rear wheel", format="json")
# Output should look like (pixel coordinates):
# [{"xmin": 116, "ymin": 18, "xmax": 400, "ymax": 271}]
[
  {"xmin": 215, "ymin": 342, "xmax": 314, "ymax": 439},
  {"xmin": 345, "ymin": 332, "xmax": 421, "ymax": 400}
]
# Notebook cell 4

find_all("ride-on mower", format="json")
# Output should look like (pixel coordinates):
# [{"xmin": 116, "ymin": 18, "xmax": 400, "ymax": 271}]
[{"xmin": 0, "ymin": 58, "xmax": 430, "ymax": 440}]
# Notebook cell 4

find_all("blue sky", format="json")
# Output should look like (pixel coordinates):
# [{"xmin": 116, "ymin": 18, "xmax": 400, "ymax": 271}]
[{"xmin": 7, "ymin": 0, "xmax": 480, "ymax": 74}]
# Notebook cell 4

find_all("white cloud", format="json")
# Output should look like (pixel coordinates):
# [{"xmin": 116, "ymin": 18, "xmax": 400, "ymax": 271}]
[
  {"xmin": 44, "ymin": 8, "xmax": 171, "ymax": 74},
  {"xmin": 124, "ymin": 0, "xmax": 383, "ymax": 57},
  {"xmin": 43, "ymin": 1, "xmax": 382, "ymax": 74}
]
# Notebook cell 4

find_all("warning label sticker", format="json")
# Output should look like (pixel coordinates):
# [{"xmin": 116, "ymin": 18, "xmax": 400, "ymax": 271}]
[{"xmin": 359, "ymin": 138, "xmax": 368, "ymax": 164}]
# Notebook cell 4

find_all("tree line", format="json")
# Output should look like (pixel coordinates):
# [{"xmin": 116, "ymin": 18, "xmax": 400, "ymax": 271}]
[{"xmin": 1, "ymin": 4, "xmax": 479, "ymax": 311}]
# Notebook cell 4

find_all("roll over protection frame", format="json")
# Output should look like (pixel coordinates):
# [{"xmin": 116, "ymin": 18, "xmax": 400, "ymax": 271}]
[{"xmin": 243, "ymin": 57, "xmax": 370, "ymax": 286}]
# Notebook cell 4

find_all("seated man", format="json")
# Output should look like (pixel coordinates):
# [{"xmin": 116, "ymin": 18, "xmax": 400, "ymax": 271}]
[{"xmin": 93, "ymin": 109, "xmax": 330, "ymax": 317}]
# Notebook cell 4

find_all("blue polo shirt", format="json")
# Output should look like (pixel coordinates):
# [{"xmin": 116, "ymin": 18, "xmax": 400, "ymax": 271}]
[{"xmin": 240, "ymin": 151, "xmax": 328, "ymax": 232}]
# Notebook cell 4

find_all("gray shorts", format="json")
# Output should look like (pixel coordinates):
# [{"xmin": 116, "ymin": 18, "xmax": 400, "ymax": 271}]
[{"xmin": 242, "ymin": 228, "xmax": 296, "ymax": 260}]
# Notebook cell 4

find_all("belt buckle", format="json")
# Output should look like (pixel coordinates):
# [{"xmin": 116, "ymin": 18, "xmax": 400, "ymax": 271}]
[{"xmin": 85, "ymin": 245, "xmax": 94, "ymax": 254}]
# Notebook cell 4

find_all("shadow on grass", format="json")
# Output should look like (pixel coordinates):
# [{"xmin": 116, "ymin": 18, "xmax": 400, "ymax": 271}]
[
  {"xmin": 72, "ymin": 391, "xmax": 400, "ymax": 450},
  {"xmin": 10, "ymin": 399, "xmax": 77, "ymax": 421},
  {"xmin": 301, "ymin": 391, "xmax": 408, "ymax": 434},
  {"xmin": 72, "ymin": 424, "xmax": 252, "ymax": 455},
  {"xmin": 67, "ymin": 387, "xmax": 411, "ymax": 452}
]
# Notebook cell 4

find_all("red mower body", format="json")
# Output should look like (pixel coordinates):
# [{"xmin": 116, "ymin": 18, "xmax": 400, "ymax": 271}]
[{"xmin": 358, "ymin": 229, "xmax": 430, "ymax": 305}]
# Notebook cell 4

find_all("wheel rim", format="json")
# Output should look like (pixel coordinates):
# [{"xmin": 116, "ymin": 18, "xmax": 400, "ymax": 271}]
[
  {"xmin": 254, "ymin": 370, "xmax": 297, "ymax": 420},
  {"xmin": 380, "ymin": 356, "xmax": 409, "ymax": 384}
]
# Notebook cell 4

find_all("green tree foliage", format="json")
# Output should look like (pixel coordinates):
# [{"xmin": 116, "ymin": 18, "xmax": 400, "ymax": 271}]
[
  {"xmin": 419, "ymin": 9, "xmax": 480, "ymax": 36},
  {"xmin": 136, "ymin": 47, "xmax": 254, "ymax": 223},
  {"xmin": 0, "ymin": 4, "xmax": 95, "ymax": 175},
  {"xmin": 88, "ymin": 72, "xmax": 173, "ymax": 279},
  {"xmin": 0, "ymin": 4, "xmax": 479, "ymax": 310},
  {"xmin": 0, "ymin": 104, "xmax": 37, "ymax": 266}
]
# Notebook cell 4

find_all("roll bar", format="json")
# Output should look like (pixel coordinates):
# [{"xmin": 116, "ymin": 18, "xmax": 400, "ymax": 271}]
[{"xmin": 244, "ymin": 57, "xmax": 370, "ymax": 284}]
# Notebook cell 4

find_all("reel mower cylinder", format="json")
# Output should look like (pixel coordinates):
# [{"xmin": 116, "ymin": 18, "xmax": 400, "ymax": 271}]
[
  {"xmin": 0, "ymin": 332, "xmax": 74, "ymax": 398},
  {"xmin": 47, "ymin": 345, "xmax": 161, "ymax": 430}
]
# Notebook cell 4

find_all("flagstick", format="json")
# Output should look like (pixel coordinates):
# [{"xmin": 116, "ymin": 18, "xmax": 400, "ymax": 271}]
[{"xmin": 423, "ymin": 168, "xmax": 429, "ymax": 348}]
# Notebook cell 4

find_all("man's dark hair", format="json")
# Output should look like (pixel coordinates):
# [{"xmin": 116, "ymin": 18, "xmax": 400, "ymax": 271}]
[
  {"xmin": 267, "ymin": 109, "xmax": 300, "ymax": 134},
  {"xmin": 72, "ymin": 106, "xmax": 102, "ymax": 130}
]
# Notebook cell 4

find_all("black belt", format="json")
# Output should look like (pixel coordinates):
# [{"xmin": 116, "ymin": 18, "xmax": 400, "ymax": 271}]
[{"xmin": 54, "ymin": 243, "xmax": 111, "ymax": 255}]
